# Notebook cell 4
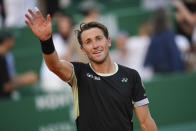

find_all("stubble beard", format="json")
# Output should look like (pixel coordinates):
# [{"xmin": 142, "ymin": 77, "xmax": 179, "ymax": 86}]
[{"xmin": 89, "ymin": 50, "xmax": 109, "ymax": 65}]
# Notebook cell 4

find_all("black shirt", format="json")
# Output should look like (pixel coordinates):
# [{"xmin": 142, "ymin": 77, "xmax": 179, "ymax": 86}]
[
  {"xmin": 71, "ymin": 62, "xmax": 149, "ymax": 131},
  {"xmin": 0, "ymin": 55, "xmax": 10, "ymax": 97}
]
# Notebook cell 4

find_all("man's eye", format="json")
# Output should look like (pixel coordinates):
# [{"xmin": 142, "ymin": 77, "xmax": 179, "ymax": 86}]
[
  {"xmin": 86, "ymin": 40, "xmax": 90, "ymax": 44},
  {"xmin": 97, "ymin": 37, "xmax": 102, "ymax": 40}
]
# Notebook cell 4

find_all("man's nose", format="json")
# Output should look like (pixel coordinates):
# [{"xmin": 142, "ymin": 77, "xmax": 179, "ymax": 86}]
[{"xmin": 92, "ymin": 42, "xmax": 99, "ymax": 48}]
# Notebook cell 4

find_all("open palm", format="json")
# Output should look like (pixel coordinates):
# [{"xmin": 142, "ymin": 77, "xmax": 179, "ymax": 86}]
[{"xmin": 25, "ymin": 9, "xmax": 52, "ymax": 41}]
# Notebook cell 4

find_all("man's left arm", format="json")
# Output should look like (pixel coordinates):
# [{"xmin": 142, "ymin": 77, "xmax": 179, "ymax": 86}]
[{"xmin": 134, "ymin": 104, "xmax": 157, "ymax": 131}]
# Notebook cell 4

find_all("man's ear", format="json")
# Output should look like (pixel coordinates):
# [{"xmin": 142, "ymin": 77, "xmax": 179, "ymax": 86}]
[
  {"xmin": 80, "ymin": 46, "xmax": 87, "ymax": 55},
  {"xmin": 107, "ymin": 37, "xmax": 111, "ymax": 47}
]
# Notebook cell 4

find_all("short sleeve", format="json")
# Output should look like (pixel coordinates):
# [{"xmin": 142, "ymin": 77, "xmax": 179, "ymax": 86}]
[
  {"xmin": 132, "ymin": 70, "xmax": 149, "ymax": 107},
  {"xmin": 71, "ymin": 62, "xmax": 84, "ymax": 79}
]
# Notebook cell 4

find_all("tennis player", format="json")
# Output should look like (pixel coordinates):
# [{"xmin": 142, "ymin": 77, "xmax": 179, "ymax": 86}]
[{"xmin": 25, "ymin": 8, "xmax": 157, "ymax": 131}]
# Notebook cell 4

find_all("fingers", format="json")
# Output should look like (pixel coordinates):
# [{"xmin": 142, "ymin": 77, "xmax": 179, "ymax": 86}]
[
  {"xmin": 25, "ymin": 7, "xmax": 51, "ymax": 28},
  {"xmin": 46, "ymin": 14, "xmax": 51, "ymax": 25},
  {"xmin": 28, "ymin": 9, "xmax": 37, "ymax": 20},
  {"xmin": 35, "ymin": 7, "xmax": 45, "ymax": 22},
  {"xmin": 25, "ymin": 14, "xmax": 34, "ymax": 25},
  {"xmin": 25, "ymin": 9, "xmax": 37, "ymax": 25},
  {"xmin": 25, "ymin": 20, "xmax": 32, "ymax": 29}
]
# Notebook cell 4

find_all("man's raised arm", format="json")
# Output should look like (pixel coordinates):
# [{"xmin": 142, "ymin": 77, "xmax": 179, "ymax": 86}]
[{"xmin": 25, "ymin": 8, "xmax": 73, "ymax": 83}]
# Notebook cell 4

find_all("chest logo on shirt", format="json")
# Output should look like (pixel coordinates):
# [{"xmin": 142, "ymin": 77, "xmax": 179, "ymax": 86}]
[
  {"xmin": 86, "ymin": 73, "xmax": 101, "ymax": 80},
  {"xmin": 121, "ymin": 77, "xmax": 128, "ymax": 83}
]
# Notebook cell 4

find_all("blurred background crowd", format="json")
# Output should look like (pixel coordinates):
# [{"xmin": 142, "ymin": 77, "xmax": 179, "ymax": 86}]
[
  {"xmin": 0, "ymin": 0, "xmax": 196, "ymax": 130},
  {"xmin": 1, "ymin": 0, "xmax": 196, "ymax": 97}
]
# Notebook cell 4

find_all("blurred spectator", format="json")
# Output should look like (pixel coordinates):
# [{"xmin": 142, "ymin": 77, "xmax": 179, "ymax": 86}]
[
  {"xmin": 79, "ymin": 0, "xmax": 118, "ymax": 38},
  {"xmin": 0, "ymin": 30, "xmax": 38, "ymax": 98},
  {"xmin": 174, "ymin": 0, "xmax": 196, "ymax": 48},
  {"xmin": 45, "ymin": 0, "xmax": 60, "ymax": 17},
  {"xmin": 38, "ymin": 0, "xmax": 71, "ymax": 20},
  {"xmin": 175, "ymin": 34, "xmax": 190, "ymax": 57},
  {"xmin": 110, "ymin": 21, "xmax": 153, "ymax": 81},
  {"xmin": 79, "ymin": 0, "xmax": 100, "ymax": 23},
  {"xmin": 110, "ymin": 31, "xmax": 129, "ymax": 67},
  {"xmin": 0, "ymin": 0, "xmax": 6, "ymax": 27},
  {"xmin": 4, "ymin": 0, "xmax": 37, "ymax": 27},
  {"xmin": 144, "ymin": 9, "xmax": 184, "ymax": 73},
  {"xmin": 141, "ymin": 0, "xmax": 172, "ymax": 10},
  {"xmin": 40, "ymin": 15, "xmax": 73, "ymax": 92}
]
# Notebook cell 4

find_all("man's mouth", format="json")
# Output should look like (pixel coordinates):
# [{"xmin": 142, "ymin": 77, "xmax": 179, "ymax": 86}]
[{"xmin": 93, "ymin": 50, "xmax": 102, "ymax": 54}]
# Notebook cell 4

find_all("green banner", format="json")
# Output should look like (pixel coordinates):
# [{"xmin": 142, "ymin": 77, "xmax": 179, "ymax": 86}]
[{"xmin": 0, "ymin": 92, "xmax": 76, "ymax": 131}]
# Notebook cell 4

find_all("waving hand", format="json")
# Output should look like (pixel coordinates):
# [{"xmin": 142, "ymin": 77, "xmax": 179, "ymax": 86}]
[{"xmin": 25, "ymin": 8, "xmax": 52, "ymax": 41}]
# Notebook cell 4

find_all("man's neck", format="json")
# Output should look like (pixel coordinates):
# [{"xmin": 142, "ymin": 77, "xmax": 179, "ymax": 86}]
[{"xmin": 90, "ymin": 57, "xmax": 115, "ymax": 74}]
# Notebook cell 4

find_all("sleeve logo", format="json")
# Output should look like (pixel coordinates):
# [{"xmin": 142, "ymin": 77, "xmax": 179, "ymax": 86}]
[{"xmin": 121, "ymin": 77, "xmax": 128, "ymax": 83}]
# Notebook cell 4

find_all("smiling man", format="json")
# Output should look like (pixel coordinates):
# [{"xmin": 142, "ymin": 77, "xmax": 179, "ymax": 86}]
[{"xmin": 25, "ymin": 8, "xmax": 157, "ymax": 131}]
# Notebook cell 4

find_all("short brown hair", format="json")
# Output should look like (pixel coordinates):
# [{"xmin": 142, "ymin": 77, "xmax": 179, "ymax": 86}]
[{"xmin": 75, "ymin": 22, "xmax": 109, "ymax": 46}]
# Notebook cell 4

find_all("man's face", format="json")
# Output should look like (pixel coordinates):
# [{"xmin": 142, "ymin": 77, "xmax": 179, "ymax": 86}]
[{"xmin": 80, "ymin": 27, "xmax": 111, "ymax": 64}]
